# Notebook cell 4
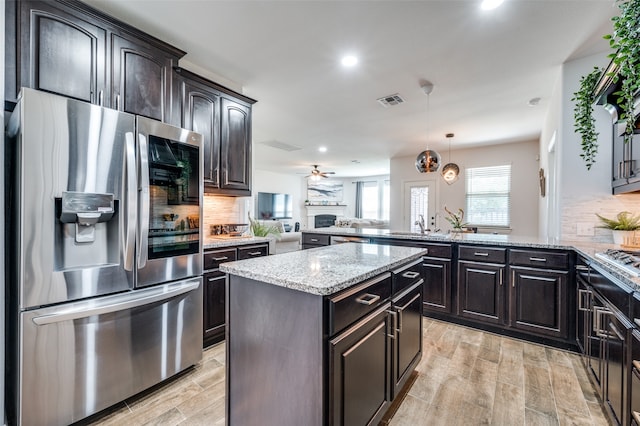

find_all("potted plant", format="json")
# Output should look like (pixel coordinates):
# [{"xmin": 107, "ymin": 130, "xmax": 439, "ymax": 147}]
[
  {"xmin": 604, "ymin": 0, "xmax": 640, "ymax": 144},
  {"xmin": 596, "ymin": 211, "xmax": 640, "ymax": 245},
  {"xmin": 444, "ymin": 206, "xmax": 469, "ymax": 233},
  {"xmin": 572, "ymin": 66, "xmax": 602, "ymax": 170},
  {"xmin": 248, "ymin": 213, "xmax": 281, "ymax": 238}
]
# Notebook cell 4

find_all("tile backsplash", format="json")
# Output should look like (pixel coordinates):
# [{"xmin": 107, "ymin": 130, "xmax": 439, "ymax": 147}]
[
  {"xmin": 203, "ymin": 195, "xmax": 250, "ymax": 233},
  {"xmin": 562, "ymin": 194, "xmax": 640, "ymax": 242}
]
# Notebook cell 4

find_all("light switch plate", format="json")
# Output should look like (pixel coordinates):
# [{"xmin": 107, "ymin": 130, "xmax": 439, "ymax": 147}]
[{"xmin": 576, "ymin": 222, "xmax": 595, "ymax": 236}]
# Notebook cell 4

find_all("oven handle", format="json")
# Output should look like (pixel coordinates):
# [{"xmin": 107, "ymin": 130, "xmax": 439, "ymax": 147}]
[{"xmin": 32, "ymin": 280, "xmax": 200, "ymax": 325}]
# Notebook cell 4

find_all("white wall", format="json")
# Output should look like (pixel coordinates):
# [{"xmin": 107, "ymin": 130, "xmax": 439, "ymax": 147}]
[
  {"xmin": 390, "ymin": 140, "xmax": 540, "ymax": 236},
  {"xmin": 541, "ymin": 52, "xmax": 640, "ymax": 243}
]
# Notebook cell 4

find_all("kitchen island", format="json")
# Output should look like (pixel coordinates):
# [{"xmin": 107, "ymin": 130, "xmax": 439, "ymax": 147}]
[{"xmin": 220, "ymin": 243, "xmax": 427, "ymax": 425}]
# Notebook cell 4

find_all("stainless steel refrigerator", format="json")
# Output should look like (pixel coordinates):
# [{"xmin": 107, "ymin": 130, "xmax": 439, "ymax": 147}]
[{"xmin": 5, "ymin": 88, "xmax": 204, "ymax": 425}]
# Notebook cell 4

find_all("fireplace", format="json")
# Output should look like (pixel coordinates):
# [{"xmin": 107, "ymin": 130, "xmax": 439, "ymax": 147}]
[
  {"xmin": 315, "ymin": 214, "xmax": 337, "ymax": 228},
  {"xmin": 305, "ymin": 205, "xmax": 346, "ymax": 229}
]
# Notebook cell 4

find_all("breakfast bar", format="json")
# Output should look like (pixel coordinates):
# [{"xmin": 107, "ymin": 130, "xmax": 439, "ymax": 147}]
[{"xmin": 220, "ymin": 243, "xmax": 428, "ymax": 425}]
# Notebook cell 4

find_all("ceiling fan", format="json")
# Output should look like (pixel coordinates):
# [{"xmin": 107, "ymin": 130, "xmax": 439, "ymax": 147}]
[{"xmin": 305, "ymin": 165, "xmax": 335, "ymax": 179}]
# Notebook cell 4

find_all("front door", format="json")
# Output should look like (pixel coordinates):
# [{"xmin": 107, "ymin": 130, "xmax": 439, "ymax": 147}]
[{"xmin": 403, "ymin": 180, "xmax": 437, "ymax": 232}]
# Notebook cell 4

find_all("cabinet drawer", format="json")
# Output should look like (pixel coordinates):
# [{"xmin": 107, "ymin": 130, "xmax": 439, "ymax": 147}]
[
  {"xmin": 509, "ymin": 249, "xmax": 569, "ymax": 269},
  {"xmin": 237, "ymin": 244, "xmax": 269, "ymax": 260},
  {"xmin": 302, "ymin": 233, "xmax": 330, "ymax": 246},
  {"xmin": 459, "ymin": 245, "xmax": 506, "ymax": 263},
  {"xmin": 392, "ymin": 259, "xmax": 423, "ymax": 294},
  {"xmin": 204, "ymin": 248, "xmax": 237, "ymax": 271},
  {"xmin": 421, "ymin": 243, "xmax": 452, "ymax": 259},
  {"xmin": 328, "ymin": 273, "xmax": 392, "ymax": 336}
]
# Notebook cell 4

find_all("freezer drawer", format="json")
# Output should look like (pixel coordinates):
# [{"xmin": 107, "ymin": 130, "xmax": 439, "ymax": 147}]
[{"xmin": 14, "ymin": 277, "xmax": 203, "ymax": 426}]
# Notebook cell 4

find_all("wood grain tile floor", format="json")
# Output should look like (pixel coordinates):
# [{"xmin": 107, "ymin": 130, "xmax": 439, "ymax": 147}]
[{"xmin": 82, "ymin": 318, "xmax": 611, "ymax": 426}]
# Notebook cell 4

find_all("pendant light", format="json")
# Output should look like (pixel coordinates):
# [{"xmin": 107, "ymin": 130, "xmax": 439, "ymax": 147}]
[
  {"xmin": 441, "ymin": 133, "xmax": 460, "ymax": 184},
  {"xmin": 415, "ymin": 81, "xmax": 441, "ymax": 173}
]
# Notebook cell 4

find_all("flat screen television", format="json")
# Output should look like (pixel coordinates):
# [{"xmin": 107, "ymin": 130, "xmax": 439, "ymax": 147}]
[{"xmin": 256, "ymin": 192, "xmax": 293, "ymax": 220}]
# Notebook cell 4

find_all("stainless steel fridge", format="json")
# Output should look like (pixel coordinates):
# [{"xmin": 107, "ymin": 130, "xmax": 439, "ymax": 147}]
[{"xmin": 5, "ymin": 88, "xmax": 204, "ymax": 425}]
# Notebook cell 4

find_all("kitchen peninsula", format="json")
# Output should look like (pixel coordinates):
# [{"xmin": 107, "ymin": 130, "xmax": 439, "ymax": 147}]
[{"xmin": 220, "ymin": 243, "xmax": 427, "ymax": 425}]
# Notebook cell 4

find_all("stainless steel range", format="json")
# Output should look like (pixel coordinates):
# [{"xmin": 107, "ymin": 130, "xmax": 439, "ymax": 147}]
[{"xmin": 595, "ymin": 248, "xmax": 640, "ymax": 277}]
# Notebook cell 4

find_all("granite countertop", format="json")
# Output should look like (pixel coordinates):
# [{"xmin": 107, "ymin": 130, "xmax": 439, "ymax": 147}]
[
  {"xmin": 303, "ymin": 228, "xmax": 640, "ymax": 292},
  {"xmin": 203, "ymin": 236, "xmax": 270, "ymax": 250},
  {"xmin": 220, "ymin": 243, "xmax": 427, "ymax": 296}
]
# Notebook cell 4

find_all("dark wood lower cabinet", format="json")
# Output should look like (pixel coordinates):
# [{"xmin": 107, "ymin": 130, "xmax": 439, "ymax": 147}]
[
  {"xmin": 226, "ymin": 258, "xmax": 422, "ymax": 426},
  {"xmin": 457, "ymin": 261, "xmax": 505, "ymax": 325},
  {"xmin": 604, "ymin": 312, "xmax": 633, "ymax": 426},
  {"xmin": 422, "ymin": 257, "xmax": 451, "ymax": 314},
  {"xmin": 329, "ymin": 303, "xmax": 392, "ymax": 426},
  {"xmin": 203, "ymin": 243, "xmax": 267, "ymax": 347},
  {"xmin": 392, "ymin": 281, "xmax": 423, "ymax": 397},
  {"xmin": 510, "ymin": 267, "xmax": 568, "ymax": 339},
  {"xmin": 203, "ymin": 271, "xmax": 225, "ymax": 345}
]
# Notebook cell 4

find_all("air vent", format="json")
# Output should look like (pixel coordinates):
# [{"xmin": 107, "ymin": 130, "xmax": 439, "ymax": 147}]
[
  {"xmin": 259, "ymin": 140, "xmax": 302, "ymax": 152},
  {"xmin": 376, "ymin": 93, "xmax": 405, "ymax": 107}
]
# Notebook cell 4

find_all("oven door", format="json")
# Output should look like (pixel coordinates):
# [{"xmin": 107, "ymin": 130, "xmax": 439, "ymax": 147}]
[{"xmin": 136, "ymin": 117, "xmax": 203, "ymax": 287}]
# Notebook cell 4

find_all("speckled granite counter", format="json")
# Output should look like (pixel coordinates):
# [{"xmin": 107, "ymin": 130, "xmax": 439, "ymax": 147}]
[
  {"xmin": 220, "ymin": 243, "xmax": 427, "ymax": 295},
  {"xmin": 304, "ymin": 228, "xmax": 640, "ymax": 291},
  {"xmin": 203, "ymin": 236, "xmax": 270, "ymax": 250}
]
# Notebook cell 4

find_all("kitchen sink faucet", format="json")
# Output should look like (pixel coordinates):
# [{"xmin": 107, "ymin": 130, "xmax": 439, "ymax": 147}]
[{"xmin": 415, "ymin": 215, "xmax": 426, "ymax": 234}]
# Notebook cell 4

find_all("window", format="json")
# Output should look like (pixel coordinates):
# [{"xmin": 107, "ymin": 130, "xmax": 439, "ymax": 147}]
[
  {"xmin": 356, "ymin": 179, "xmax": 390, "ymax": 220},
  {"xmin": 361, "ymin": 182, "xmax": 379, "ymax": 219},
  {"xmin": 409, "ymin": 186, "xmax": 429, "ymax": 233},
  {"xmin": 465, "ymin": 165, "xmax": 511, "ymax": 227}
]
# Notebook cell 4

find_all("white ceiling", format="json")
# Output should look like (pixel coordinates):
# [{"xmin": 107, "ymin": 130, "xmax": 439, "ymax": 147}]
[{"xmin": 86, "ymin": 0, "xmax": 617, "ymax": 178}]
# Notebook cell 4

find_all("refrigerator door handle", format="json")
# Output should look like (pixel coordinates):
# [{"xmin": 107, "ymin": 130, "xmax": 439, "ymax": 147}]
[
  {"xmin": 137, "ymin": 131, "xmax": 150, "ymax": 269},
  {"xmin": 124, "ymin": 131, "xmax": 137, "ymax": 271},
  {"xmin": 32, "ymin": 280, "xmax": 200, "ymax": 325}
]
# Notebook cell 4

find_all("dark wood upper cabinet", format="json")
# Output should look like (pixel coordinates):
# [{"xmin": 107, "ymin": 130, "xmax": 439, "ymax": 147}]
[
  {"xmin": 11, "ymin": 0, "xmax": 107, "ymax": 104},
  {"xmin": 173, "ymin": 68, "xmax": 256, "ymax": 196},
  {"xmin": 220, "ymin": 97, "xmax": 252, "ymax": 194},
  {"xmin": 111, "ymin": 33, "xmax": 176, "ymax": 121},
  {"xmin": 6, "ymin": 0, "xmax": 185, "ymax": 120},
  {"xmin": 174, "ymin": 69, "xmax": 221, "ymax": 185}
]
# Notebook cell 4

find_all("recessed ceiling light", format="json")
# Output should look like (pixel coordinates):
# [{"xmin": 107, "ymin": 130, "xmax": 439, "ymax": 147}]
[
  {"xmin": 341, "ymin": 55, "xmax": 358, "ymax": 67},
  {"xmin": 318, "ymin": 146, "xmax": 327, "ymax": 153},
  {"xmin": 528, "ymin": 97, "xmax": 541, "ymax": 107},
  {"xmin": 480, "ymin": 0, "xmax": 505, "ymax": 10}
]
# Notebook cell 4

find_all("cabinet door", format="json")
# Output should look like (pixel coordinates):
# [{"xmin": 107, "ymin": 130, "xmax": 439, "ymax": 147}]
[
  {"xmin": 111, "ymin": 33, "xmax": 174, "ymax": 121},
  {"xmin": 179, "ymin": 78, "xmax": 221, "ymax": 185},
  {"xmin": 203, "ymin": 272, "xmax": 225, "ymax": 347},
  {"xmin": 392, "ymin": 282, "xmax": 423, "ymax": 398},
  {"xmin": 329, "ymin": 303, "xmax": 392, "ymax": 426},
  {"xmin": 458, "ymin": 261, "xmax": 504, "ymax": 325},
  {"xmin": 220, "ymin": 97, "xmax": 252, "ymax": 194},
  {"xmin": 510, "ymin": 267, "xmax": 568, "ymax": 339},
  {"xmin": 16, "ymin": 1, "xmax": 107, "ymax": 104},
  {"xmin": 422, "ymin": 257, "xmax": 451, "ymax": 314},
  {"xmin": 605, "ymin": 313, "xmax": 632, "ymax": 426}
]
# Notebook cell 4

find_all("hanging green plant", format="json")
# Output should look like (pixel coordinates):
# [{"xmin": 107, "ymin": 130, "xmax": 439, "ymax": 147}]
[
  {"xmin": 604, "ymin": 0, "xmax": 640, "ymax": 143},
  {"xmin": 572, "ymin": 67, "xmax": 602, "ymax": 170}
]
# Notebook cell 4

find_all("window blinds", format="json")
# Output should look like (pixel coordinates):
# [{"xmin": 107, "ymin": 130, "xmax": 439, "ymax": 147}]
[{"xmin": 465, "ymin": 165, "xmax": 511, "ymax": 227}]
